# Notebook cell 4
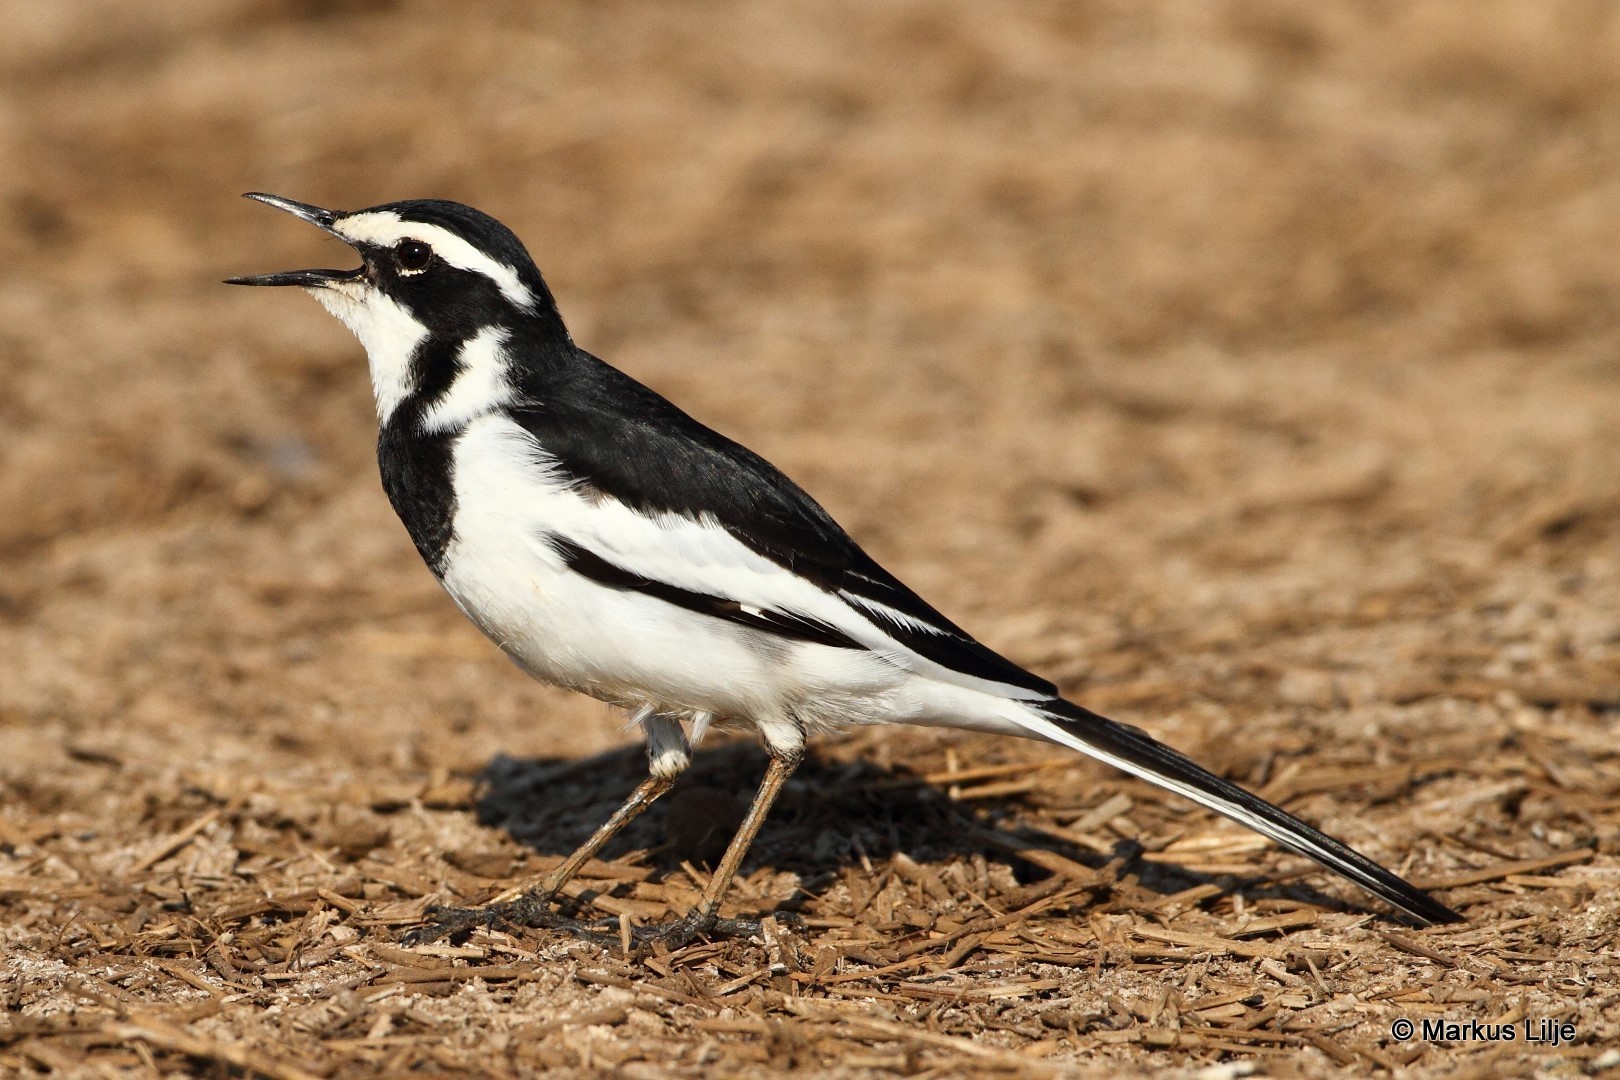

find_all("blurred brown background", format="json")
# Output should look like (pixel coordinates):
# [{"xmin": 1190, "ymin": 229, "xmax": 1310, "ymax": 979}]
[{"xmin": 2, "ymin": 2, "xmax": 1618, "ymax": 1076}]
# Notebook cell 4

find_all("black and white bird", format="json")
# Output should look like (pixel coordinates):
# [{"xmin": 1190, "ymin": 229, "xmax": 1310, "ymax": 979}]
[{"xmin": 229, "ymin": 193, "xmax": 1461, "ymax": 942}]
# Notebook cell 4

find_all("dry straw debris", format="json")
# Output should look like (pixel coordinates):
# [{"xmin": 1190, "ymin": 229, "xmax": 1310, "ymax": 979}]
[{"xmin": 2, "ymin": 1, "xmax": 1619, "ymax": 1077}]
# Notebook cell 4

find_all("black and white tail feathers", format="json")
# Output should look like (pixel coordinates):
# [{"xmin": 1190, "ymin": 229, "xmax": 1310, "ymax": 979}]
[{"xmin": 1030, "ymin": 699, "xmax": 1461, "ymax": 925}]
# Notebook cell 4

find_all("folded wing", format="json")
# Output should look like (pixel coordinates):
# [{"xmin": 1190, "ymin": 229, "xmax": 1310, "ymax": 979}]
[{"xmin": 502, "ymin": 355, "xmax": 1055, "ymax": 699}]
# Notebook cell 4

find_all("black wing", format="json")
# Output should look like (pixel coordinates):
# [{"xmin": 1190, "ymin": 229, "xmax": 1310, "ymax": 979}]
[{"xmin": 504, "ymin": 346, "xmax": 1056, "ymax": 697}]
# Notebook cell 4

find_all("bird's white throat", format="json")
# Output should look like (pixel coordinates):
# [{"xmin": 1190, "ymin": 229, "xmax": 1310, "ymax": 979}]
[{"xmin": 312, "ymin": 283, "xmax": 427, "ymax": 425}]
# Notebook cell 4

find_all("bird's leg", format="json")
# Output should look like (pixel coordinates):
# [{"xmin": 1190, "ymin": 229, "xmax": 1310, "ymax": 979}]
[
  {"xmin": 404, "ymin": 711, "xmax": 689, "ymax": 944},
  {"xmin": 501, "ymin": 711, "xmax": 692, "ymax": 922},
  {"xmin": 644, "ymin": 749, "xmax": 800, "ymax": 949},
  {"xmin": 495, "ymin": 772, "xmax": 674, "ymax": 926}
]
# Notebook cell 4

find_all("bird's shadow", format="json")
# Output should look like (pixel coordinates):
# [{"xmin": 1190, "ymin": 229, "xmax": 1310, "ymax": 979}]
[{"xmin": 470, "ymin": 736, "xmax": 1367, "ymax": 919}]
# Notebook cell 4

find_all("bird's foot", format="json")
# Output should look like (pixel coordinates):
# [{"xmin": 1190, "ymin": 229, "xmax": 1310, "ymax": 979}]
[
  {"xmin": 401, "ymin": 890, "xmax": 568, "ymax": 946},
  {"xmin": 404, "ymin": 895, "xmax": 799, "ymax": 955},
  {"xmin": 635, "ymin": 909, "xmax": 724, "ymax": 952},
  {"xmin": 633, "ymin": 909, "xmax": 800, "ymax": 953}
]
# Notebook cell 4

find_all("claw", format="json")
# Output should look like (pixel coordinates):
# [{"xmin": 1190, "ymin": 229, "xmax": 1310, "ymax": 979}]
[
  {"xmin": 400, "ymin": 902, "xmax": 503, "ymax": 946},
  {"xmin": 628, "ymin": 910, "xmax": 778, "ymax": 953},
  {"xmin": 399, "ymin": 890, "xmax": 571, "ymax": 946},
  {"xmin": 401, "ymin": 892, "xmax": 792, "ymax": 957},
  {"xmin": 648, "ymin": 910, "xmax": 719, "ymax": 951}
]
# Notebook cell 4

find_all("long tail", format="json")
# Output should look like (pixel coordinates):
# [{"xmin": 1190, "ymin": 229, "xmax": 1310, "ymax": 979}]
[{"xmin": 1015, "ymin": 698, "xmax": 1461, "ymax": 925}]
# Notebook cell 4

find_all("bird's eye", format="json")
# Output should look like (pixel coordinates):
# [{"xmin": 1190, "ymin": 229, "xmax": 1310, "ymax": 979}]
[{"xmin": 395, "ymin": 240, "xmax": 432, "ymax": 272}]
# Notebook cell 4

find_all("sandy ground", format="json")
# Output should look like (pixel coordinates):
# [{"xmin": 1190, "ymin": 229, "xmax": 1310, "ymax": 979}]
[{"xmin": 2, "ymin": 2, "xmax": 1619, "ymax": 1076}]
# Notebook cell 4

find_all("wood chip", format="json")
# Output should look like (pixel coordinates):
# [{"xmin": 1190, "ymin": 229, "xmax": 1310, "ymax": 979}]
[
  {"xmin": 1504, "ymin": 873, "xmax": 1583, "ymax": 888},
  {"xmin": 1067, "ymin": 793, "xmax": 1135, "ymax": 834},
  {"xmin": 1305, "ymin": 1032, "xmax": 1359, "ymax": 1066},
  {"xmin": 1185, "ymin": 988, "xmax": 1264, "ymax": 1014},
  {"xmin": 574, "ymin": 969, "xmax": 708, "ymax": 1008},
  {"xmin": 1180, "ymin": 1024, "xmax": 1297, "ymax": 1044},
  {"xmin": 376, "ymin": 964, "xmax": 545, "ymax": 985},
  {"xmin": 1379, "ymin": 931, "xmax": 1455, "ymax": 967},
  {"xmin": 1228, "ymin": 910, "xmax": 1319, "ymax": 937},
  {"xmin": 522, "ymin": 1006, "xmax": 627, "ymax": 1035},
  {"xmin": 1129, "ymin": 926, "xmax": 1286, "ymax": 961},
  {"xmin": 891, "ymin": 979, "xmax": 1061, "ymax": 1002},
  {"xmin": 106, "ymin": 1014, "xmax": 323, "ymax": 1080},
  {"xmin": 128, "ymin": 811, "xmax": 221, "ymax": 874},
  {"xmin": 1412, "ymin": 848, "xmax": 1592, "ymax": 890},
  {"xmin": 1155, "ymin": 882, "xmax": 1228, "ymax": 917},
  {"xmin": 781, "ymin": 1000, "xmax": 1074, "ymax": 1075},
  {"xmin": 948, "ymin": 778, "xmax": 1042, "ymax": 801},
  {"xmin": 970, "ymin": 829, "xmax": 1112, "ymax": 887}
]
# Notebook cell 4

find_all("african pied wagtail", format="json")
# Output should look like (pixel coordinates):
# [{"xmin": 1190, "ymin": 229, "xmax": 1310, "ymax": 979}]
[{"xmin": 229, "ymin": 193, "xmax": 1461, "ymax": 944}]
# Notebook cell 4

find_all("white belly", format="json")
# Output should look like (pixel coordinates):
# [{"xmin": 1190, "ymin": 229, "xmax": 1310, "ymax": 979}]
[{"xmin": 435, "ymin": 415, "xmax": 922, "ymax": 736}]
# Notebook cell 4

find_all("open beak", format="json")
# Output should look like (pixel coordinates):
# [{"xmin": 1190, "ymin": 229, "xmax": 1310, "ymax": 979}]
[{"xmin": 225, "ymin": 193, "xmax": 364, "ymax": 287}]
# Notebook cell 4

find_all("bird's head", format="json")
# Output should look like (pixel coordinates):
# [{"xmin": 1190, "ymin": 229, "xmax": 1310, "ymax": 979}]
[{"xmin": 228, "ymin": 193, "xmax": 564, "ymax": 425}]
